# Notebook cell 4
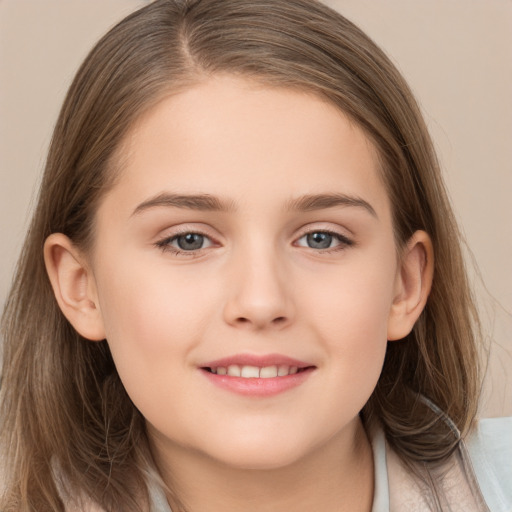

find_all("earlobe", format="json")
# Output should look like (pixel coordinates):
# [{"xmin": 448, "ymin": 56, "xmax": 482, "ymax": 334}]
[
  {"xmin": 44, "ymin": 233, "xmax": 106, "ymax": 341},
  {"xmin": 387, "ymin": 230, "xmax": 434, "ymax": 341}
]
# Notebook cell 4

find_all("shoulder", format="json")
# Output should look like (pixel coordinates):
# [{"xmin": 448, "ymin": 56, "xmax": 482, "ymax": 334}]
[
  {"xmin": 465, "ymin": 416, "xmax": 512, "ymax": 512},
  {"xmin": 378, "ymin": 417, "xmax": 512, "ymax": 512}
]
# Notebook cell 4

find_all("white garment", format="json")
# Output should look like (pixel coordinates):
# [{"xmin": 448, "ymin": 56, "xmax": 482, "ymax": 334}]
[
  {"xmin": 466, "ymin": 417, "xmax": 512, "ymax": 511},
  {"xmin": 148, "ymin": 417, "xmax": 512, "ymax": 512},
  {"xmin": 372, "ymin": 417, "xmax": 512, "ymax": 512}
]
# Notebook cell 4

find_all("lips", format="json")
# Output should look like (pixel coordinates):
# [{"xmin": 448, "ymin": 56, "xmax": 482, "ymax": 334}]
[{"xmin": 199, "ymin": 354, "xmax": 315, "ymax": 396}]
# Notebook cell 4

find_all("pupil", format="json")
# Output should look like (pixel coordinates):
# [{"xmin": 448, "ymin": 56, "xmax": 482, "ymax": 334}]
[
  {"xmin": 307, "ymin": 232, "xmax": 332, "ymax": 249},
  {"xmin": 177, "ymin": 233, "xmax": 204, "ymax": 250}
]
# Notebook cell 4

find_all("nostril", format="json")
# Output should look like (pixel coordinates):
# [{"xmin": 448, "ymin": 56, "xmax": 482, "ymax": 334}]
[{"xmin": 234, "ymin": 316, "xmax": 287, "ymax": 327}]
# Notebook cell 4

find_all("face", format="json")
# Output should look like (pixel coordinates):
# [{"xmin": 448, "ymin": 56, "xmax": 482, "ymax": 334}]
[{"xmin": 88, "ymin": 76, "xmax": 401, "ymax": 470}]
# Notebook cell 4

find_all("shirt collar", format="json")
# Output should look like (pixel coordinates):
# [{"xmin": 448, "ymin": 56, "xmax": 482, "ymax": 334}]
[{"xmin": 369, "ymin": 425, "xmax": 390, "ymax": 512}]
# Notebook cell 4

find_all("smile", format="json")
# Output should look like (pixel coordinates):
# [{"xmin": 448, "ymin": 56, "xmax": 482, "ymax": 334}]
[{"xmin": 200, "ymin": 354, "xmax": 316, "ymax": 396}]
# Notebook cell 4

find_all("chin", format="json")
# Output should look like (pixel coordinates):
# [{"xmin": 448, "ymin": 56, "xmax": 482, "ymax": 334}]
[
  {"xmin": 201, "ymin": 433, "xmax": 318, "ymax": 471},
  {"xmin": 213, "ymin": 450, "xmax": 306, "ymax": 471}
]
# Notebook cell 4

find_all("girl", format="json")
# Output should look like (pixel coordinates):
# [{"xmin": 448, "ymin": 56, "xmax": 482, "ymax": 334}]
[{"xmin": 1, "ymin": 1, "xmax": 510, "ymax": 511}]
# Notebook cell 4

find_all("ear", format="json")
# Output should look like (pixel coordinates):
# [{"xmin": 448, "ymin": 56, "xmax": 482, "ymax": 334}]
[
  {"xmin": 387, "ymin": 230, "xmax": 434, "ymax": 341},
  {"xmin": 44, "ymin": 233, "xmax": 106, "ymax": 341}
]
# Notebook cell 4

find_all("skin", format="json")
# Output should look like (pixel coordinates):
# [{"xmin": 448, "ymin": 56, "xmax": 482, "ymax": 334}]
[{"xmin": 45, "ymin": 75, "xmax": 433, "ymax": 512}]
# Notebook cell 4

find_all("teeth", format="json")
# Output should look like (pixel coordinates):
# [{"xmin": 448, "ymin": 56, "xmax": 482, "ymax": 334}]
[
  {"xmin": 259, "ymin": 366, "xmax": 278, "ymax": 378},
  {"xmin": 212, "ymin": 364, "xmax": 300, "ymax": 378},
  {"xmin": 227, "ymin": 365, "xmax": 241, "ymax": 377},
  {"xmin": 277, "ymin": 365, "xmax": 289, "ymax": 377},
  {"xmin": 241, "ymin": 365, "xmax": 260, "ymax": 378}
]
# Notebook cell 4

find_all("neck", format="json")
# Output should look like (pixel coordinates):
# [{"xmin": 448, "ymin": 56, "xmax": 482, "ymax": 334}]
[{"xmin": 150, "ymin": 418, "xmax": 374, "ymax": 512}]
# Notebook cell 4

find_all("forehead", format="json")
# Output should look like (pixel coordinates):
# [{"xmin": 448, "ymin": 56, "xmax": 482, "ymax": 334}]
[{"xmin": 104, "ymin": 75, "xmax": 390, "ymax": 218}]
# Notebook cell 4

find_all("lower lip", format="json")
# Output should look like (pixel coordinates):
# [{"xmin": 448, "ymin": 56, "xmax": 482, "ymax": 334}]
[{"xmin": 201, "ymin": 368, "xmax": 315, "ymax": 397}]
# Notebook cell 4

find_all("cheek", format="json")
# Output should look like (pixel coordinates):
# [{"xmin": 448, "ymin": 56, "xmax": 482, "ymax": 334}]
[
  {"xmin": 92, "ymin": 258, "xmax": 220, "ymax": 428},
  {"xmin": 304, "ymin": 256, "xmax": 395, "ymax": 337},
  {"xmin": 300, "ymin": 251, "xmax": 397, "ymax": 386},
  {"xmin": 92, "ymin": 253, "xmax": 221, "ymax": 397},
  {"xmin": 96, "ymin": 253, "xmax": 212, "ymax": 343}
]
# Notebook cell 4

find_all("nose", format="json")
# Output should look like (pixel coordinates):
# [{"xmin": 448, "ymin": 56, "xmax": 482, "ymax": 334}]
[{"xmin": 222, "ymin": 247, "xmax": 294, "ymax": 331}]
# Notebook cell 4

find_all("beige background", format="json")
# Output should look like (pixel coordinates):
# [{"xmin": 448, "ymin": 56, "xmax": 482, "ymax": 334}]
[{"xmin": 1, "ymin": 0, "xmax": 511, "ymax": 417}]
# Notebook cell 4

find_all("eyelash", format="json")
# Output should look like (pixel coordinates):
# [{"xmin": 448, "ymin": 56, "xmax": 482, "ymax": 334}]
[
  {"xmin": 295, "ymin": 229, "xmax": 354, "ymax": 253},
  {"xmin": 155, "ymin": 229, "xmax": 215, "ymax": 257},
  {"xmin": 155, "ymin": 228, "xmax": 354, "ymax": 257}
]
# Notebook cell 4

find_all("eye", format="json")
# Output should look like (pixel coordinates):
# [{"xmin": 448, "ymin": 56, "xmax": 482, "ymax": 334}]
[
  {"xmin": 296, "ymin": 230, "xmax": 353, "ymax": 251},
  {"xmin": 156, "ymin": 232, "xmax": 214, "ymax": 254}
]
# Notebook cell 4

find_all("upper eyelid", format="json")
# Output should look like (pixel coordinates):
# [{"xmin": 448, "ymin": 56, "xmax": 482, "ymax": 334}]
[
  {"xmin": 157, "ymin": 226, "xmax": 350, "ymax": 238},
  {"xmin": 294, "ymin": 223, "xmax": 353, "ymax": 240},
  {"xmin": 156, "ymin": 224, "xmax": 219, "ymax": 241}
]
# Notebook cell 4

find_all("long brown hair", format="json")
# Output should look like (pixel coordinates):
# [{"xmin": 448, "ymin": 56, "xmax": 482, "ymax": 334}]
[{"xmin": 1, "ymin": 0, "xmax": 482, "ymax": 510}]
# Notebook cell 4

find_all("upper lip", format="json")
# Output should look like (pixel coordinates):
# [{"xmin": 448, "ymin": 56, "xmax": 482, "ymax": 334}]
[{"xmin": 200, "ymin": 353, "xmax": 314, "ymax": 369}]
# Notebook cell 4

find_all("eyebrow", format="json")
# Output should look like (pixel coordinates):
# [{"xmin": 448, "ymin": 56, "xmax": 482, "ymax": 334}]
[
  {"xmin": 285, "ymin": 193, "xmax": 377, "ymax": 217},
  {"xmin": 132, "ymin": 193, "xmax": 236, "ymax": 216},
  {"xmin": 131, "ymin": 192, "xmax": 376, "ymax": 217}
]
